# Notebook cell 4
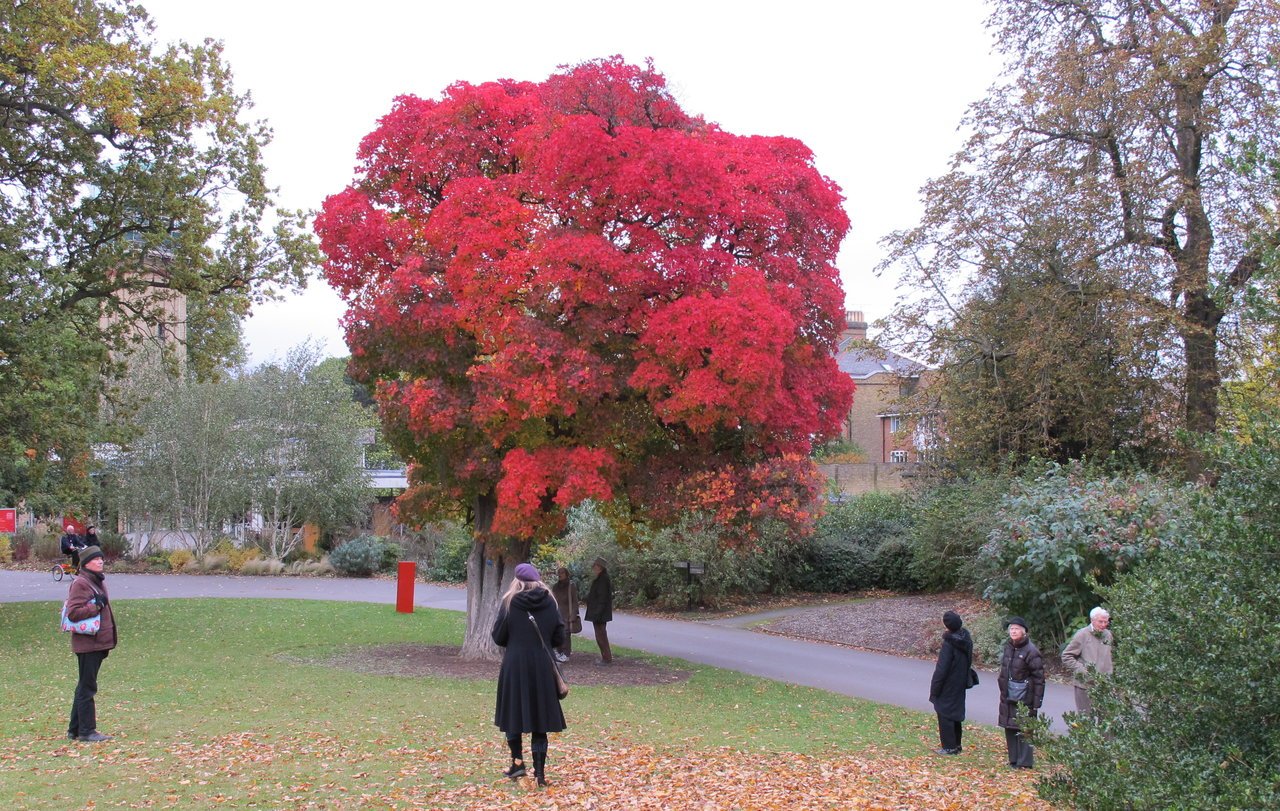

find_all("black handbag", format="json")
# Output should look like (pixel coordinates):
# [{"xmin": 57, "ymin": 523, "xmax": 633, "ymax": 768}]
[{"xmin": 966, "ymin": 667, "xmax": 980, "ymax": 689}]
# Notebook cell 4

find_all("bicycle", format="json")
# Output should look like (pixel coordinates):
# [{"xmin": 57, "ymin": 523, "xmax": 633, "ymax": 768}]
[{"xmin": 52, "ymin": 560, "xmax": 78, "ymax": 582}]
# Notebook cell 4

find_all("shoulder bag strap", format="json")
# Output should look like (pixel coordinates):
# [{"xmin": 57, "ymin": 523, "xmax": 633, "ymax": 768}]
[{"xmin": 527, "ymin": 612, "xmax": 567, "ymax": 681}]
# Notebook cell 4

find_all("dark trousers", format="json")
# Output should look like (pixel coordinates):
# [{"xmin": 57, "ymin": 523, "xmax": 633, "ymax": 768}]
[
  {"xmin": 593, "ymin": 621, "xmax": 612, "ymax": 662},
  {"xmin": 69, "ymin": 650, "xmax": 108, "ymax": 737},
  {"xmin": 937, "ymin": 716, "xmax": 963, "ymax": 750},
  {"xmin": 1005, "ymin": 727, "xmax": 1034, "ymax": 768},
  {"xmin": 556, "ymin": 623, "xmax": 572, "ymax": 656}
]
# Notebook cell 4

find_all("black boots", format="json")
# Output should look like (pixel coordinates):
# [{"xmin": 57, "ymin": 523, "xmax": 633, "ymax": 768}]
[
  {"xmin": 533, "ymin": 752, "xmax": 548, "ymax": 787},
  {"xmin": 503, "ymin": 758, "xmax": 526, "ymax": 779}
]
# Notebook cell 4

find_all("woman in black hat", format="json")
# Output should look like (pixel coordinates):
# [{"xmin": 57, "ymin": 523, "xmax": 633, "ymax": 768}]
[
  {"xmin": 997, "ymin": 616, "xmax": 1045, "ymax": 768},
  {"xmin": 64, "ymin": 546, "xmax": 118, "ymax": 743},
  {"xmin": 929, "ymin": 610, "xmax": 973, "ymax": 755}
]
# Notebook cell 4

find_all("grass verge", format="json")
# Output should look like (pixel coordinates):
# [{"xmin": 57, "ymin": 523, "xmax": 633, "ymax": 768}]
[{"xmin": 0, "ymin": 599, "xmax": 1051, "ymax": 809}]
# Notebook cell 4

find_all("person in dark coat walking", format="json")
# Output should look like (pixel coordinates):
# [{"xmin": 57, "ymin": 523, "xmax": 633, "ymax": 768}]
[
  {"xmin": 550, "ymin": 567, "xmax": 579, "ymax": 662},
  {"xmin": 929, "ymin": 610, "xmax": 973, "ymax": 755},
  {"xmin": 491, "ymin": 563, "xmax": 567, "ymax": 787},
  {"xmin": 65, "ymin": 546, "xmax": 118, "ymax": 742},
  {"xmin": 584, "ymin": 557, "xmax": 613, "ymax": 664},
  {"xmin": 997, "ymin": 616, "xmax": 1045, "ymax": 769}
]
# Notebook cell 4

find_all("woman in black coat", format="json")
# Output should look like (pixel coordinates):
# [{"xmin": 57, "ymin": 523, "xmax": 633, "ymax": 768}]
[
  {"xmin": 491, "ymin": 563, "xmax": 567, "ymax": 786},
  {"xmin": 997, "ymin": 616, "xmax": 1045, "ymax": 769},
  {"xmin": 928, "ymin": 610, "xmax": 973, "ymax": 755}
]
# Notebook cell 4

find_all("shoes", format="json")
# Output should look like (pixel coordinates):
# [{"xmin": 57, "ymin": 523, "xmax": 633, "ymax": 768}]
[
  {"xmin": 554, "ymin": 652, "xmax": 568, "ymax": 663},
  {"xmin": 66, "ymin": 731, "xmax": 76, "ymax": 740},
  {"xmin": 935, "ymin": 747, "xmax": 960, "ymax": 755},
  {"xmin": 503, "ymin": 758, "xmax": 527, "ymax": 779},
  {"xmin": 533, "ymin": 752, "xmax": 548, "ymax": 787},
  {"xmin": 78, "ymin": 731, "xmax": 113, "ymax": 743},
  {"xmin": 594, "ymin": 658, "xmax": 612, "ymax": 666}
]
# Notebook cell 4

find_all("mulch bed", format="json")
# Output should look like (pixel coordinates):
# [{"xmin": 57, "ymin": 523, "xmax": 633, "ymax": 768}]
[
  {"xmin": 757, "ymin": 592, "xmax": 991, "ymax": 660},
  {"xmin": 292, "ymin": 643, "xmax": 692, "ymax": 687}
]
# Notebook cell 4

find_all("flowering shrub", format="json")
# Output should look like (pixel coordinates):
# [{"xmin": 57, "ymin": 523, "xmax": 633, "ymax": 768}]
[{"xmin": 977, "ymin": 461, "xmax": 1189, "ymax": 646}]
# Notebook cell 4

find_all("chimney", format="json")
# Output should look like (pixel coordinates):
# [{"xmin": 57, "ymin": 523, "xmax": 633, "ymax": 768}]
[{"xmin": 841, "ymin": 310, "xmax": 868, "ymax": 344}]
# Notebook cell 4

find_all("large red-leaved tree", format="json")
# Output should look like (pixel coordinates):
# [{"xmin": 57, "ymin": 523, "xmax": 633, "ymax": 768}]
[{"xmin": 317, "ymin": 58, "xmax": 854, "ymax": 658}]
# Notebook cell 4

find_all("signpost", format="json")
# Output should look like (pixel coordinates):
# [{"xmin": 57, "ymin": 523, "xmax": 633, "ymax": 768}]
[{"xmin": 0, "ymin": 509, "xmax": 15, "ymax": 534}]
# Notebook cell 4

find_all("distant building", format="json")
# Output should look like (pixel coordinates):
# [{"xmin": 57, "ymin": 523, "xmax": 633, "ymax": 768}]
[{"xmin": 834, "ymin": 310, "xmax": 934, "ymax": 465}]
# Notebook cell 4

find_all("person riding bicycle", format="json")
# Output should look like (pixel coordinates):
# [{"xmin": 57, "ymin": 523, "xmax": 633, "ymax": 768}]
[{"xmin": 60, "ymin": 525, "xmax": 85, "ymax": 570}]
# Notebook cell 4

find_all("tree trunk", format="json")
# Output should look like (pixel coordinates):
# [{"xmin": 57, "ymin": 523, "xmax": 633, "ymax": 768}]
[{"xmin": 458, "ymin": 490, "xmax": 530, "ymax": 661}]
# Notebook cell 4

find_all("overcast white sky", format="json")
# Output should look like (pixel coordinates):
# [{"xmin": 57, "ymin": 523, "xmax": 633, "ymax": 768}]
[{"xmin": 142, "ymin": 0, "xmax": 1001, "ymax": 367}]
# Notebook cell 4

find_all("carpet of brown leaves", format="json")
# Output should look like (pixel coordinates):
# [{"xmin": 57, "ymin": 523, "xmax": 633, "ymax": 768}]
[{"xmin": 22, "ymin": 735, "xmax": 1052, "ymax": 810}]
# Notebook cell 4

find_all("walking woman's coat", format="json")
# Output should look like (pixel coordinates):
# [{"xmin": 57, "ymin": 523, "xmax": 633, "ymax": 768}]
[
  {"xmin": 491, "ymin": 587, "xmax": 567, "ymax": 734},
  {"xmin": 929, "ymin": 627, "xmax": 973, "ymax": 722},
  {"xmin": 997, "ymin": 635, "xmax": 1045, "ymax": 729}
]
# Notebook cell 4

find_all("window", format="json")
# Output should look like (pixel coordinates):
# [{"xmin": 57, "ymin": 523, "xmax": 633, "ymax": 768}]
[
  {"xmin": 888, "ymin": 415, "xmax": 902, "ymax": 433},
  {"xmin": 890, "ymin": 450, "xmax": 907, "ymax": 463}
]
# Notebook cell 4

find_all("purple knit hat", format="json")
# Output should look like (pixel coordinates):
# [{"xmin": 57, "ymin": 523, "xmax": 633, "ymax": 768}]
[{"xmin": 514, "ymin": 563, "xmax": 541, "ymax": 582}]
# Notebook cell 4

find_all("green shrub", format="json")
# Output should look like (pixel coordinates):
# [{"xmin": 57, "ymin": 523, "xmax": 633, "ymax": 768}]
[
  {"xmin": 328, "ymin": 535, "xmax": 402, "ymax": 577},
  {"xmin": 425, "ymin": 526, "xmax": 472, "ymax": 582},
  {"xmin": 604, "ymin": 516, "xmax": 806, "ymax": 609},
  {"xmin": 0, "ymin": 534, "xmax": 11, "ymax": 563},
  {"xmin": 1040, "ymin": 416, "xmax": 1280, "ymax": 809},
  {"xmin": 869, "ymin": 535, "xmax": 921, "ymax": 592},
  {"xmin": 977, "ymin": 461, "xmax": 1188, "ymax": 648},
  {"xmin": 806, "ymin": 492, "xmax": 913, "ymax": 592},
  {"xmin": 97, "ymin": 530, "xmax": 129, "ymax": 561},
  {"xmin": 908, "ymin": 473, "xmax": 1011, "ymax": 591}
]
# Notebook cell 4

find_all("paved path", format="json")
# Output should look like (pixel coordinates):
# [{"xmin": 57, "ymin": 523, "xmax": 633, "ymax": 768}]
[{"xmin": 0, "ymin": 570, "xmax": 1074, "ymax": 729}]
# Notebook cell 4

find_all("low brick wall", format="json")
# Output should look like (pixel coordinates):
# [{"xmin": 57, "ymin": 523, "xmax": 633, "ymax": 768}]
[{"xmin": 818, "ymin": 462, "xmax": 910, "ymax": 496}]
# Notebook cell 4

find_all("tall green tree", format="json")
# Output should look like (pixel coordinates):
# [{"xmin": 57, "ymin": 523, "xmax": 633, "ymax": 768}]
[
  {"xmin": 113, "ymin": 345, "xmax": 371, "ymax": 557},
  {"xmin": 241, "ymin": 346, "xmax": 371, "ymax": 559},
  {"xmin": 0, "ymin": 0, "xmax": 314, "ymax": 506},
  {"xmin": 881, "ymin": 0, "xmax": 1280, "ymax": 470}
]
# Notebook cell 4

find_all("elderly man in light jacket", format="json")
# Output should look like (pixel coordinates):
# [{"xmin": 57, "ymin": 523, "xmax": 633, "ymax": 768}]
[{"xmin": 1061, "ymin": 606, "xmax": 1114, "ymax": 712}]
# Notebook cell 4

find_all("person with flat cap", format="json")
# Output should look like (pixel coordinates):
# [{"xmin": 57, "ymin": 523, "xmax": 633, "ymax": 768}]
[{"xmin": 584, "ymin": 557, "xmax": 614, "ymax": 664}]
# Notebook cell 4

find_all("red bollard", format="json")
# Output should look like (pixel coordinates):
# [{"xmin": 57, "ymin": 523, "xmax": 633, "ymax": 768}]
[{"xmin": 396, "ymin": 561, "xmax": 416, "ymax": 614}]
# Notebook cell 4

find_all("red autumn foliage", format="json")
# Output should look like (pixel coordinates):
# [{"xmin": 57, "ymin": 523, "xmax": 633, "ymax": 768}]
[{"xmin": 317, "ymin": 56, "xmax": 854, "ymax": 541}]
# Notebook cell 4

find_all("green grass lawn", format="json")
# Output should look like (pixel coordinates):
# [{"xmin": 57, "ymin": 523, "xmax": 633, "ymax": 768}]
[{"xmin": 0, "ymin": 599, "xmax": 1043, "ymax": 810}]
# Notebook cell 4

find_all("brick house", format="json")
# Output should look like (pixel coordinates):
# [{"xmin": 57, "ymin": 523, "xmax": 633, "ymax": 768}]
[{"xmin": 834, "ymin": 311, "xmax": 934, "ymax": 465}]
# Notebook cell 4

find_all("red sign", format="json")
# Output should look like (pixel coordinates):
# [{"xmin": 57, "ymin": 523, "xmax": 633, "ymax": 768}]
[
  {"xmin": 0, "ymin": 509, "xmax": 16, "ymax": 534},
  {"xmin": 60, "ymin": 516, "xmax": 85, "ymax": 535}
]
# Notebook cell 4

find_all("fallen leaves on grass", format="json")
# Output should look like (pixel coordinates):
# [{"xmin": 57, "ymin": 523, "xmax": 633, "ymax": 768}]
[
  {"xmin": 9, "ymin": 734, "xmax": 1052, "ymax": 810},
  {"xmin": 427, "ymin": 744, "xmax": 1051, "ymax": 811}
]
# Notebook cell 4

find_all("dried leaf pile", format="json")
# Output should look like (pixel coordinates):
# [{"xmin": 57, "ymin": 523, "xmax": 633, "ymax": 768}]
[{"xmin": 8, "ymin": 735, "xmax": 1053, "ymax": 810}]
